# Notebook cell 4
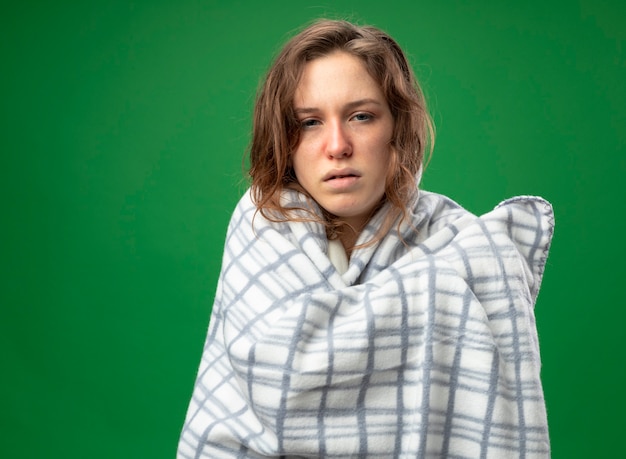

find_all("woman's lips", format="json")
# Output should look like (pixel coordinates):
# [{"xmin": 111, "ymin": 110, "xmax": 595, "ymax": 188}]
[
  {"xmin": 323, "ymin": 169, "xmax": 361, "ymax": 182},
  {"xmin": 323, "ymin": 169, "xmax": 361, "ymax": 189}
]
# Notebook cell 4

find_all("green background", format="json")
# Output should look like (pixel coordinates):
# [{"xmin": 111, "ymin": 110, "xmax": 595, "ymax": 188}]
[{"xmin": 2, "ymin": 1, "xmax": 624, "ymax": 457}]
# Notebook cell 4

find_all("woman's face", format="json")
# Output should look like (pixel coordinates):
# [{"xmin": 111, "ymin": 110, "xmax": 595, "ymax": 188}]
[{"xmin": 291, "ymin": 51, "xmax": 394, "ymax": 231}]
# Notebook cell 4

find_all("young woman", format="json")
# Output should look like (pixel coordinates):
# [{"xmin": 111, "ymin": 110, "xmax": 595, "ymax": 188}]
[{"xmin": 178, "ymin": 20, "xmax": 553, "ymax": 458}]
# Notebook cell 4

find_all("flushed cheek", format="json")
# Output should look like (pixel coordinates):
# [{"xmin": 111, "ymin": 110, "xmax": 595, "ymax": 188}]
[
  {"xmin": 292, "ymin": 162, "xmax": 317, "ymax": 193},
  {"xmin": 293, "ymin": 150, "xmax": 323, "ymax": 181}
]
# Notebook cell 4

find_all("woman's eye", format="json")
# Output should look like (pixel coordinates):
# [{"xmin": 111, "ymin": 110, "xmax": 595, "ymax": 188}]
[
  {"xmin": 301, "ymin": 119, "xmax": 320, "ymax": 128},
  {"xmin": 353, "ymin": 113, "xmax": 372, "ymax": 122}
]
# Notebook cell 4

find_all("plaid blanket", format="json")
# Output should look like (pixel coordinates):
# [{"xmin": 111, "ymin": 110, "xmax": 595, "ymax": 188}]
[{"xmin": 178, "ymin": 189, "xmax": 554, "ymax": 458}]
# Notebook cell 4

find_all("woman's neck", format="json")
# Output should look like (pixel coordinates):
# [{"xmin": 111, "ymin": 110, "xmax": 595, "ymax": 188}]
[{"xmin": 338, "ymin": 226, "xmax": 360, "ymax": 258}]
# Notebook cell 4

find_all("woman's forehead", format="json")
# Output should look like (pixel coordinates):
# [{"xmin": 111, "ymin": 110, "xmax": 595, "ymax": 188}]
[{"xmin": 293, "ymin": 52, "xmax": 386, "ymax": 109}]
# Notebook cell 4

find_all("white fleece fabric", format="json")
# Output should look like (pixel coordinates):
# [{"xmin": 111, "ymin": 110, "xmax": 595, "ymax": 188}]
[{"xmin": 178, "ymin": 189, "xmax": 554, "ymax": 458}]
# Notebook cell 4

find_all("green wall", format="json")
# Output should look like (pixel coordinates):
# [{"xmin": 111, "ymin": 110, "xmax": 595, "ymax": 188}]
[{"xmin": 2, "ymin": 1, "xmax": 624, "ymax": 457}]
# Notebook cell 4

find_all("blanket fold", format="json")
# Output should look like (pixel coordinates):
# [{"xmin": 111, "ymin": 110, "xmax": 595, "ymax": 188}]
[{"xmin": 178, "ymin": 190, "xmax": 554, "ymax": 459}]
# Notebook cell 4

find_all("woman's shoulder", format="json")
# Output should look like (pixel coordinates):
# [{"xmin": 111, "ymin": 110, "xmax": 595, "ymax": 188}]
[{"xmin": 410, "ymin": 190, "xmax": 475, "ymax": 232}]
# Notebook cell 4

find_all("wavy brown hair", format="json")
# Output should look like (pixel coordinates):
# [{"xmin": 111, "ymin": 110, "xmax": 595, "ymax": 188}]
[{"xmin": 248, "ymin": 19, "xmax": 434, "ymax": 243}]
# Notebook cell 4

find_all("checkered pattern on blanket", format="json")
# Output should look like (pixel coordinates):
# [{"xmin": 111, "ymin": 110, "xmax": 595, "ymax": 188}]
[{"xmin": 178, "ymin": 190, "xmax": 554, "ymax": 458}]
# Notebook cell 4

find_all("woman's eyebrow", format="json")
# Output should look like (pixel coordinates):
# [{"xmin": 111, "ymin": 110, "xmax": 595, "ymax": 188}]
[
  {"xmin": 293, "ymin": 106, "xmax": 318, "ymax": 115},
  {"xmin": 344, "ymin": 98, "xmax": 383, "ymax": 110},
  {"xmin": 294, "ymin": 98, "xmax": 383, "ymax": 115}
]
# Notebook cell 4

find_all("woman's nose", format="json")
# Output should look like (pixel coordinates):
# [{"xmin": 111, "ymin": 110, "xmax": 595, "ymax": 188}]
[{"xmin": 326, "ymin": 122, "xmax": 352, "ymax": 159}]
